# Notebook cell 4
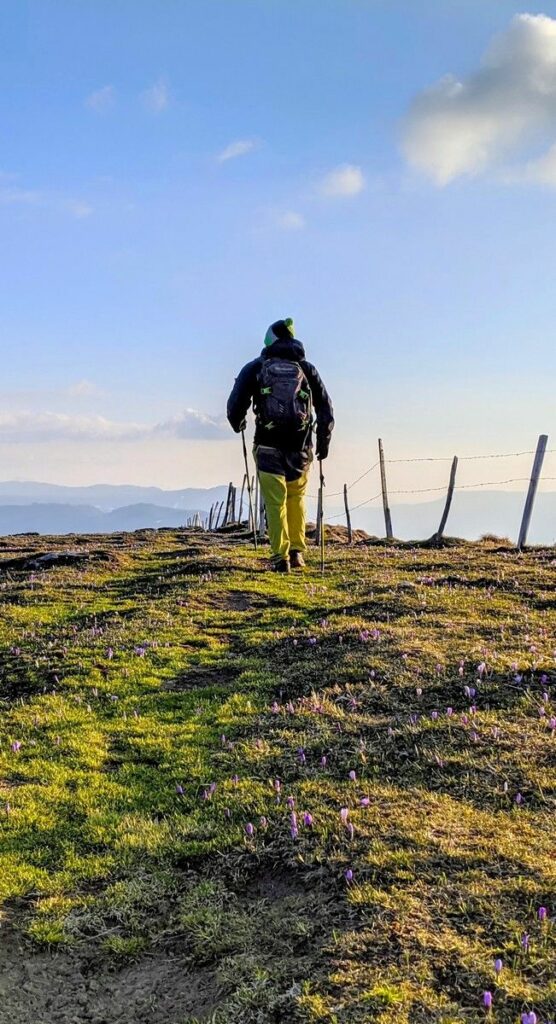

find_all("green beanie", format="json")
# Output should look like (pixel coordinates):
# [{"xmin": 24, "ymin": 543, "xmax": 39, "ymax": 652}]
[{"xmin": 263, "ymin": 318, "xmax": 295, "ymax": 347}]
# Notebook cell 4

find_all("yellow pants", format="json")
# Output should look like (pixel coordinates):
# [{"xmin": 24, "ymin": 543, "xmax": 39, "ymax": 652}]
[{"xmin": 258, "ymin": 469, "xmax": 309, "ymax": 561}]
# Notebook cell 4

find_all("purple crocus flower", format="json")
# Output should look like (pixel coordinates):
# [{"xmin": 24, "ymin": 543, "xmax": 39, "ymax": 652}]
[
  {"xmin": 340, "ymin": 807, "xmax": 349, "ymax": 825},
  {"xmin": 360, "ymin": 797, "xmax": 370, "ymax": 808},
  {"xmin": 274, "ymin": 779, "xmax": 281, "ymax": 793},
  {"xmin": 347, "ymin": 823, "xmax": 354, "ymax": 840},
  {"xmin": 298, "ymin": 748, "xmax": 306, "ymax": 765},
  {"xmin": 260, "ymin": 816, "xmax": 268, "ymax": 829},
  {"xmin": 303, "ymin": 812, "xmax": 313, "ymax": 827},
  {"xmin": 271, "ymin": 702, "xmax": 280, "ymax": 714},
  {"xmin": 494, "ymin": 958, "xmax": 503, "ymax": 975},
  {"xmin": 431, "ymin": 711, "xmax": 439, "ymax": 720},
  {"xmin": 175, "ymin": 784, "xmax": 184, "ymax": 795},
  {"xmin": 521, "ymin": 932, "xmax": 530, "ymax": 951},
  {"xmin": 521, "ymin": 1014, "xmax": 537, "ymax": 1024},
  {"xmin": 349, "ymin": 770, "xmax": 357, "ymax": 782},
  {"xmin": 291, "ymin": 825, "xmax": 298, "ymax": 839},
  {"xmin": 416, "ymin": 687, "xmax": 422, "ymax": 697},
  {"xmin": 11, "ymin": 741, "xmax": 21, "ymax": 753},
  {"xmin": 245, "ymin": 822, "xmax": 254, "ymax": 837},
  {"xmin": 446, "ymin": 707, "xmax": 453, "ymax": 717},
  {"xmin": 106, "ymin": 647, "xmax": 114, "ymax": 659},
  {"xmin": 538, "ymin": 906, "xmax": 547, "ymax": 921},
  {"xmin": 483, "ymin": 991, "xmax": 493, "ymax": 1009},
  {"xmin": 345, "ymin": 869, "xmax": 353, "ymax": 883},
  {"xmin": 515, "ymin": 792, "xmax": 523, "ymax": 805},
  {"xmin": 232, "ymin": 774, "xmax": 239, "ymax": 786},
  {"xmin": 320, "ymin": 755, "xmax": 327, "ymax": 768},
  {"xmin": 287, "ymin": 795, "xmax": 295, "ymax": 810}
]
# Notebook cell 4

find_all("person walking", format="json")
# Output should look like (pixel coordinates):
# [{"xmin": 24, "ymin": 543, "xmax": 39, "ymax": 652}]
[{"xmin": 227, "ymin": 318, "xmax": 334, "ymax": 572}]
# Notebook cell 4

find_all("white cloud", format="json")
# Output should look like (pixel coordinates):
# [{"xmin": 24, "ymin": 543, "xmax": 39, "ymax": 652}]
[
  {"xmin": 86, "ymin": 85, "xmax": 115, "ymax": 112},
  {"xmin": 217, "ymin": 139, "xmax": 257, "ymax": 162},
  {"xmin": 275, "ymin": 210, "xmax": 305, "ymax": 231},
  {"xmin": 142, "ymin": 78, "xmax": 170, "ymax": 113},
  {"xmin": 0, "ymin": 185, "xmax": 92, "ymax": 218},
  {"xmin": 318, "ymin": 164, "xmax": 365, "ymax": 197},
  {"xmin": 66, "ymin": 380, "xmax": 101, "ymax": 398},
  {"xmin": 0, "ymin": 409, "xmax": 230, "ymax": 443},
  {"xmin": 402, "ymin": 13, "xmax": 556, "ymax": 186}
]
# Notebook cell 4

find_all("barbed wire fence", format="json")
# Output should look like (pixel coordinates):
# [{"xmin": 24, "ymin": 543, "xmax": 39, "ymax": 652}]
[{"xmin": 204, "ymin": 434, "xmax": 552, "ymax": 550}]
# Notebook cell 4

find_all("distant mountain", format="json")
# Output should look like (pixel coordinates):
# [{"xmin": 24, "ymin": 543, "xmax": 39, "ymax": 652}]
[
  {"xmin": 0, "ymin": 503, "xmax": 205, "ymax": 536},
  {"xmin": 0, "ymin": 482, "xmax": 228, "ymax": 511},
  {"xmin": 337, "ymin": 490, "xmax": 556, "ymax": 546},
  {"xmin": 0, "ymin": 483, "xmax": 553, "ymax": 543}
]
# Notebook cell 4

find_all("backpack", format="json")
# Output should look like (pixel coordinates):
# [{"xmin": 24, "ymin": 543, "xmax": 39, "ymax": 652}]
[{"xmin": 257, "ymin": 359, "xmax": 312, "ymax": 436}]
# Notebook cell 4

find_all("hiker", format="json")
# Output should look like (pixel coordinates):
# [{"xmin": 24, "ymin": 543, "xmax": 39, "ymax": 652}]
[{"xmin": 227, "ymin": 318, "xmax": 334, "ymax": 572}]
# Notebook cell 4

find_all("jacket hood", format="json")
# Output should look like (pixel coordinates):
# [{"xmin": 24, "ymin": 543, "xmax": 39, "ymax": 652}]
[{"xmin": 261, "ymin": 337, "xmax": 306, "ymax": 361}]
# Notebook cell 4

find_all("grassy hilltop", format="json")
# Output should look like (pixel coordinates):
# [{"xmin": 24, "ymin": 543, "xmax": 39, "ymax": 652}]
[{"xmin": 0, "ymin": 529, "xmax": 555, "ymax": 1024}]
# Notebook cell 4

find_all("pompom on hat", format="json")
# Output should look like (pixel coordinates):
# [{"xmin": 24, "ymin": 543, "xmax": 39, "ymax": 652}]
[{"xmin": 263, "ymin": 318, "xmax": 295, "ymax": 347}]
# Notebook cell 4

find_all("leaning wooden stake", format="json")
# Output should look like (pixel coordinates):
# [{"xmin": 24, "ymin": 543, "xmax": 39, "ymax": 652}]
[
  {"xmin": 517, "ymin": 434, "xmax": 548, "ymax": 550},
  {"xmin": 434, "ymin": 456, "xmax": 458, "ymax": 545},
  {"xmin": 378, "ymin": 438, "xmax": 393, "ymax": 540},
  {"xmin": 258, "ymin": 486, "xmax": 266, "ymax": 538},
  {"xmin": 343, "ymin": 484, "xmax": 353, "ymax": 543},
  {"xmin": 238, "ymin": 474, "xmax": 247, "ymax": 524}
]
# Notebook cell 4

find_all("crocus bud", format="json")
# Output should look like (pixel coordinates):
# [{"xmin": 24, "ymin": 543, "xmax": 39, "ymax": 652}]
[
  {"xmin": 340, "ymin": 807, "xmax": 349, "ymax": 825},
  {"xmin": 494, "ymin": 958, "xmax": 503, "ymax": 975},
  {"xmin": 349, "ymin": 770, "xmax": 356, "ymax": 782},
  {"xmin": 245, "ymin": 822, "xmax": 254, "ymax": 837},
  {"xmin": 483, "ymin": 991, "xmax": 492, "ymax": 1009},
  {"xmin": 345, "ymin": 869, "xmax": 353, "ymax": 883},
  {"xmin": 538, "ymin": 906, "xmax": 547, "ymax": 921}
]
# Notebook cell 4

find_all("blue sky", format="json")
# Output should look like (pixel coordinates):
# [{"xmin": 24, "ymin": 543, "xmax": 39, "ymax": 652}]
[{"xmin": 1, "ymin": 0, "xmax": 555, "ymax": 495}]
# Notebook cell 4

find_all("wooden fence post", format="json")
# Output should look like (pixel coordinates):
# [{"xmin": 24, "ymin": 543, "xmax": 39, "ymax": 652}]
[
  {"xmin": 378, "ymin": 438, "xmax": 393, "ymax": 540},
  {"xmin": 230, "ymin": 486, "xmax": 237, "ymax": 525},
  {"xmin": 238, "ymin": 474, "xmax": 247, "ymax": 524},
  {"xmin": 433, "ymin": 456, "xmax": 458, "ymax": 545},
  {"xmin": 517, "ymin": 434, "xmax": 548, "ymax": 550},
  {"xmin": 343, "ymin": 484, "xmax": 353, "ymax": 543},
  {"xmin": 214, "ymin": 501, "xmax": 224, "ymax": 530}
]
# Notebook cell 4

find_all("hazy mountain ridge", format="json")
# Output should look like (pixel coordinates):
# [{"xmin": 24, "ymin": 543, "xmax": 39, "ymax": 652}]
[{"xmin": 0, "ymin": 483, "xmax": 553, "ymax": 543}]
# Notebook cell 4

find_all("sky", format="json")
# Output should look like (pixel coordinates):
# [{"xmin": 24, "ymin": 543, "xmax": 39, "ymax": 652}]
[{"xmin": 1, "ymin": 0, "xmax": 556, "ymax": 500}]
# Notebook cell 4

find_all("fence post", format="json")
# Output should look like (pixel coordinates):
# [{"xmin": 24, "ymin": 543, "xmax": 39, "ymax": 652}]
[
  {"xmin": 433, "ymin": 456, "xmax": 458, "ymax": 545},
  {"xmin": 343, "ymin": 484, "xmax": 353, "ymax": 543},
  {"xmin": 214, "ymin": 501, "xmax": 224, "ymax": 530},
  {"xmin": 517, "ymin": 434, "xmax": 548, "ymax": 550},
  {"xmin": 230, "ymin": 486, "xmax": 237, "ymax": 525},
  {"xmin": 378, "ymin": 438, "xmax": 393, "ymax": 540},
  {"xmin": 238, "ymin": 474, "xmax": 247, "ymax": 524}
]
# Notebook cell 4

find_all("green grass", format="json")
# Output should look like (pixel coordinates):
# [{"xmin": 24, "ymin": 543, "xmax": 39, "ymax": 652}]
[{"xmin": 0, "ymin": 529, "xmax": 555, "ymax": 1023}]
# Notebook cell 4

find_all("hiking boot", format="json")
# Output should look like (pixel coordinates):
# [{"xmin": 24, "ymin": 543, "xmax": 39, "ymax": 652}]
[
  {"xmin": 290, "ymin": 551, "xmax": 306, "ymax": 570},
  {"xmin": 272, "ymin": 557, "xmax": 291, "ymax": 574}
]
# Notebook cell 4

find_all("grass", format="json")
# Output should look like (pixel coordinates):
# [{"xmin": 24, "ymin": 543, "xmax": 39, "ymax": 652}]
[{"xmin": 0, "ymin": 528, "xmax": 555, "ymax": 1023}]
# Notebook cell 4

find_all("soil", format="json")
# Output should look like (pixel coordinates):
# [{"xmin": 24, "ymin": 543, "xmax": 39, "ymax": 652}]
[{"xmin": 0, "ymin": 918, "xmax": 219, "ymax": 1024}]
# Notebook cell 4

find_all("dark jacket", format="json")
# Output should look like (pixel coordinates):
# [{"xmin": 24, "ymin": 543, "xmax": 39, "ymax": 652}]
[{"xmin": 227, "ymin": 337, "xmax": 334, "ymax": 457}]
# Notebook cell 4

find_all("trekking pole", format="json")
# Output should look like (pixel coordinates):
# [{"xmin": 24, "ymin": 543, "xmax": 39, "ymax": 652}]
[
  {"xmin": 241, "ymin": 429, "xmax": 258, "ymax": 551},
  {"xmin": 319, "ymin": 459, "xmax": 325, "ymax": 574}
]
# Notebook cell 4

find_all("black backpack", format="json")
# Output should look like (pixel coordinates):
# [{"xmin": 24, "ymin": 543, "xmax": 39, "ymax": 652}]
[{"xmin": 257, "ymin": 359, "xmax": 312, "ymax": 435}]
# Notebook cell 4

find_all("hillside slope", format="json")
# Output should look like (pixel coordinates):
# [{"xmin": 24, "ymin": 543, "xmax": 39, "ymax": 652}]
[{"xmin": 0, "ymin": 530, "xmax": 555, "ymax": 1024}]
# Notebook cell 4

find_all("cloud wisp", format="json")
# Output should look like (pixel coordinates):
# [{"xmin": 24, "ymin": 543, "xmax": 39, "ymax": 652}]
[
  {"xmin": 217, "ymin": 139, "xmax": 258, "ymax": 162},
  {"xmin": 0, "ymin": 409, "xmax": 231, "ymax": 444},
  {"xmin": 0, "ymin": 184, "xmax": 92, "ymax": 218},
  {"xmin": 86, "ymin": 85, "xmax": 115, "ymax": 112},
  {"xmin": 142, "ymin": 78, "xmax": 170, "ymax": 113},
  {"xmin": 318, "ymin": 164, "xmax": 365, "ymax": 197},
  {"xmin": 402, "ymin": 13, "xmax": 556, "ymax": 186}
]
